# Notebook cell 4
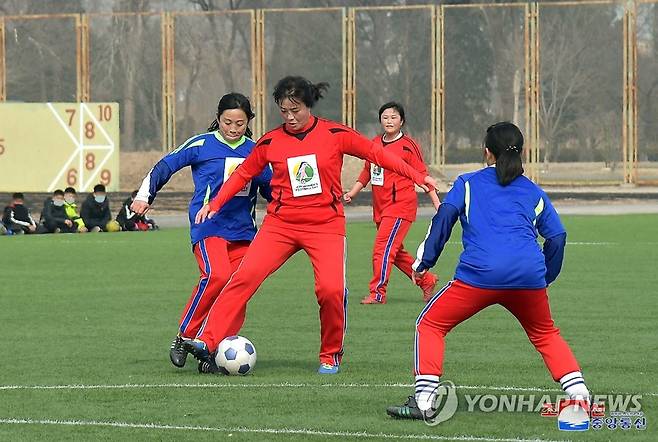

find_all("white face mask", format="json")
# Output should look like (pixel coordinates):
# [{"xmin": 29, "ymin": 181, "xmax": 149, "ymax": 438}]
[
  {"xmin": 94, "ymin": 195, "xmax": 106, "ymax": 203},
  {"xmin": 53, "ymin": 199, "xmax": 64, "ymax": 207},
  {"xmin": 65, "ymin": 197, "xmax": 75, "ymax": 204}
]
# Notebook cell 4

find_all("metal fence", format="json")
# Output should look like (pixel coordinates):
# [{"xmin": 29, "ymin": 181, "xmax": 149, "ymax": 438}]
[{"xmin": 0, "ymin": 1, "xmax": 656, "ymax": 185}]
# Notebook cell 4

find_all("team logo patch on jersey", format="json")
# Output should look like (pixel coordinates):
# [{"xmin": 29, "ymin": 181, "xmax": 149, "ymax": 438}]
[
  {"xmin": 287, "ymin": 154, "xmax": 322, "ymax": 197},
  {"xmin": 371, "ymin": 164, "xmax": 384, "ymax": 186},
  {"xmin": 224, "ymin": 157, "xmax": 251, "ymax": 197}
]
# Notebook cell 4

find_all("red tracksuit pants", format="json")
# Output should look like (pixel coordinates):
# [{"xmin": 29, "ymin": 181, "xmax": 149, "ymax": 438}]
[
  {"xmin": 178, "ymin": 236, "xmax": 250, "ymax": 338},
  {"xmin": 369, "ymin": 217, "xmax": 418, "ymax": 301},
  {"xmin": 414, "ymin": 280, "xmax": 581, "ymax": 381},
  {"xmin": 196, "ymin": 221, "xmax": 348, "ymax": 366}
]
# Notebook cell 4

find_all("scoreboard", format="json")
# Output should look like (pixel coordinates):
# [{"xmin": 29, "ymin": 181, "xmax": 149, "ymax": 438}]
[{"xmin": 0, "ymin": 102, "xmax": 119, "ymax": 192}]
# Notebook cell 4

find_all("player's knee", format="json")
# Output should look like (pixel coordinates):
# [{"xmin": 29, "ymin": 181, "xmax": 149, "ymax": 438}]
[
  {"xmin": 315, "ymin": 282, "xmax": 344, "ymax": 304},
  {"xmin": 207, "ymin": 269, "xmax": 232, "ymax": 291}
]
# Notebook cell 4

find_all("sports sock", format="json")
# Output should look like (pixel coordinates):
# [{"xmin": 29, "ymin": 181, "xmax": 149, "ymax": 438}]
[
  {"xmin": 560, "ymin": 371, "xmax": 590, "ymax": 400},
  {"xmin": 415, "ymin": 374, "xmax": 440, "ymax": 411}
]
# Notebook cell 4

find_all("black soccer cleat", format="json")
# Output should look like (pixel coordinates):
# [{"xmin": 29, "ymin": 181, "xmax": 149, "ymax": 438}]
[
  {"xmin": 169, "ymin": 335, "xmax": 188, "ymax": 368},
  {"xmin": 387, "ymin": 396, "xmax": 427, "ymax": 420},
  {"xmin": 197, "ymin": 357, "xmax": 226, "ymax": 375},
  {"xmin": 183, "ymin": 339, "xmax": 213, "ymax": 364}
]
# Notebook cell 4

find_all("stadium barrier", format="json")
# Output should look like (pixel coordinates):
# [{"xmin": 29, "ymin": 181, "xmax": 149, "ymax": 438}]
[{"xmin": 0, "ymin": 1, "xmax": 657, "ymax": 185}]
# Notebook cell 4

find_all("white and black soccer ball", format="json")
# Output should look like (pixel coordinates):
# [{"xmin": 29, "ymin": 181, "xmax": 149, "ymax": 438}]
[{"xmin": 215, "ymin": 335, "xmax": 257, "ymax": 375}]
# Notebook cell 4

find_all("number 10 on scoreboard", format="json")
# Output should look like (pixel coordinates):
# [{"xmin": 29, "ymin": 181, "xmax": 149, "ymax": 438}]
[{"xmin": 0, "ymin": 102, "xmax": 119, "ymax": 192}]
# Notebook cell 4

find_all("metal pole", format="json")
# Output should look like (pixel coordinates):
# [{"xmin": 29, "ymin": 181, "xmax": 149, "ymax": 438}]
[
  {"xmin": 76, "ymin": 14, "xmax": 90, "ymax": 102},
  {"xmin": 257, "ymin": 10, "xmax": 265, "ymax": 136},
  {"xmin": 161, "ymin": 12, "xmax": 169, "ymax": 151},
  {"xmin": 341, "ymin": 7, "xmax": 347, "ymax": 125},
  {"xmin": 431, "ymin": 5, "xmax": 437, "ymax": 166},
  {"xmin": 439, "ymin": 5, "xmax": 445, "ymax": 168},
  {"xmin": 532, "ymin": 2, "xmax": 540, "ymax": 181},
  {"xmin": 348, "ymin": 8, "xmax": 356, "ymax": 128},
  {"xmin": 0, "ymin": 17, "xmax": 5, "ymax": 101}
]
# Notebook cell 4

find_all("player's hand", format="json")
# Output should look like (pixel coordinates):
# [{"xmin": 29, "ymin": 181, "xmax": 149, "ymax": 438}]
[
  {"xmin": 78, "ymin": 226, "xmax": 88, "ymax": 233},
  {"xmin": 412, "ymin": 270, "xmax": 427, "ymax": 285},
  {"xmin": 195, "ymin": 204, "xmax": 217, "ymax": 224},
  {"xmin": 131, "ymin": 200, "xmax": 150, "ymax": 216},
  {"xmin": 64, "ymin": 219, "xmax": 73, "ymax": 227},
  {"xmin": 343, "ymin": 193, "xmax": 353, "ymax": 204},
  {"xmin": 28, "ymin": 224, "xmax": 36, "ymax": 233},
  {"xmin": 422, "ymin": 175, "xmax": 438, "ymax": 192}
]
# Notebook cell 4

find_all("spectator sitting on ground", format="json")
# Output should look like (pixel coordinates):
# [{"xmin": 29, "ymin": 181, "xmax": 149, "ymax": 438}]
[
  {"xmin": 116, "ymin": 190, "xmax": 158, "ymax": 231},
  {"xmin": 81, "ymin": 184, "xmax": 111, "ymax": 232},
  {"xmin": 63, "ymin": 187, "xmax": 88, "ymax": 233},
  {"xmin": 40, "ymin": 189, "xmax": 77, "ymax": 234},
  {"xmin": 2, "ymin": 192, "xmax": 37, "ymax": 234}
]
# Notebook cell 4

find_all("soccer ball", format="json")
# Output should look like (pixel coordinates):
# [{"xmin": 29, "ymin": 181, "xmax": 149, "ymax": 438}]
[
  {"xmin": 215, "ymin": 335, "xmax": 257, "ymax": 375},
  {"xmin": 106, "ymin": 220, "xmax": 121, "ymax": 232}
]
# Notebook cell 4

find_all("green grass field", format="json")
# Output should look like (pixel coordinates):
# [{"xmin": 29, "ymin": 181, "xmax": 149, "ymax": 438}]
[{"xmin": 1, "ymin": 215, "xmax": 656, "ymax": 441}]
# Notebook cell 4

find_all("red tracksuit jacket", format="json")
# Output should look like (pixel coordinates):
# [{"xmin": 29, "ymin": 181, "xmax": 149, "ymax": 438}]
[
  {"xmin": 357, "ymin": 133, "xmax": 429, "ymax": 223},
  {"xmin": 209, "ymin": 117, "xmax": 427, "ymax": 235}
]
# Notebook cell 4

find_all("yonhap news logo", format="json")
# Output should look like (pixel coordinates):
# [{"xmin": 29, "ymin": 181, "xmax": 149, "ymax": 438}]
[
  {"xmin": 422, "ymin": 381, "xmax": 459, "ymax": 426},
  {"xmin": 421, "ymin": 383, "xmax": 645, "ymax": 432}
]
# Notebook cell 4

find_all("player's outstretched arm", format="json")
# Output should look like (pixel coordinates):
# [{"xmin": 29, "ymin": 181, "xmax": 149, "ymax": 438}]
[
  {"xmin": 132, "ymin": 138, "xmax": 202, "ymax": 215},
  {"xmin": 412, "ymin": 203, "xmax": 460, "ymax": 276},
  {"xmin": 339, "ymin": 129, "xmax": 436, "ymax": 191}
]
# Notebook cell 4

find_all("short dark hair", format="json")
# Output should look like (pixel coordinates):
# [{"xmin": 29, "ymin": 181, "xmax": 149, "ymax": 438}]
[
  {"xmin": 273, "ymin": 76, "xmax": 329, "ymax": 108},
  {"xmin": 93, "ymin": 184, "xmax": 106, "ymax": 193},
  {"xmin": 484, "ymin": 122, "xmax": 524, "ymax": 186},
  {"xmin": 64, "ymin": 187, "xmax": 76, "ymax": 194},
  {"xmin": 378, "ymin": 101, "xmax": 406, "ymax": 125},
  {"xmin": 53, "ymin": 189, "xmax": 65, "ymax": 197},
  {"xmin": 12, "ymin": 192, "xmax": 24, "ymax": 200}
]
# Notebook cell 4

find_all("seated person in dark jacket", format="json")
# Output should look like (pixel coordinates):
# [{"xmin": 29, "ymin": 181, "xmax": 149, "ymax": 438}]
[
  {"xmin": 41, "ymin": 189, "xmax": 77, "ymax": 233},
  {"xmin": 116, "ymin": 190, "xmax": 158, "ymax": 231},
  {"xmin": 2, "ymin": 192, "xmax": 37, "ymax": 234},
  {"xmin": 81, "ymin": 184, "xmax": 111, "ymax": 232}
]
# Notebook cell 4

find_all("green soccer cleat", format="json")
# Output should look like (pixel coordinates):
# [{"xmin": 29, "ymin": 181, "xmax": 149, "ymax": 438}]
[{"xmin": 387, "ymin": 396, "xmax": 426, "ymax": 420}]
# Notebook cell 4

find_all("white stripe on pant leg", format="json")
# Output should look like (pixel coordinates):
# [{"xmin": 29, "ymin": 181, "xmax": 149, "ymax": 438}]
[
  {"xmin": 335, "ymin": 237, "xmax": 348, "ymax": 366},
  {"xmin": 414, "ymin": 281, "xmax": 454, "ymax": 374},
  {"xmin": 375, "ymin": 218, "xmax": 402, "ymax": 301}
]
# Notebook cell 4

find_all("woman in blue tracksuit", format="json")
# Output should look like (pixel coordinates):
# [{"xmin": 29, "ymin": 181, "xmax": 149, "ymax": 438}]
[
  {"xmin": 387, "ymin": 122, "xmax": 590, "ymax": 419},
  {"xmin": 131, "ymin": 93, "xmax": 272, "ymax": 371}
]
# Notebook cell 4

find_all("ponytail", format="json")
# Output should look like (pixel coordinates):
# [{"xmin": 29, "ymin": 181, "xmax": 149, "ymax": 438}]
[
  {"xmin": 273, "ymin": 76, "xmax": 329, "ymax": 108},
  {"xmin": 495, "ymin": 147, "xmax": 524, "ymax": 186},
  {"xmin": 484, "ymin": 122, "xmax": 524, "ymax": 186}
]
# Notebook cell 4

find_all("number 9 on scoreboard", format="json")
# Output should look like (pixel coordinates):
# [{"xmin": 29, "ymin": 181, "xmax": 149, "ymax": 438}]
[{"xmin": 0, "ymin": 102, "xmax": 119, "ymax": 192}]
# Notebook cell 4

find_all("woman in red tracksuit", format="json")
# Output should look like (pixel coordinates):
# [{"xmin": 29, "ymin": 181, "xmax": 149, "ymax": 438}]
[
  {"xmin": 344, "ymin": 102, "xmax": 441, "ymax": 305},
  {"xmin": 190, "ymin": 76, "xmax": 437, "ymax": 375}
]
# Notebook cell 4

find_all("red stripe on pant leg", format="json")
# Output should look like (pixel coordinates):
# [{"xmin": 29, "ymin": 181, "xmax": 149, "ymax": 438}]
[
  {"xmin": 500, "ymin": 289, "xmax": 582, "ymax": 381},
  {"xmin": 196, "ymin": 223, "xmax": 298, "ymax": 351}
]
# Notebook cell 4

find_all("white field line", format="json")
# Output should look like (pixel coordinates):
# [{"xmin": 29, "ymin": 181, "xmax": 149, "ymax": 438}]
[
  {"xmin": 0, "ymin": 382, "xmax": 654, "ymax": 397},
  {"xmin": 0, "ymin": 418, "xmax": 570, "ymax": 442}
]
